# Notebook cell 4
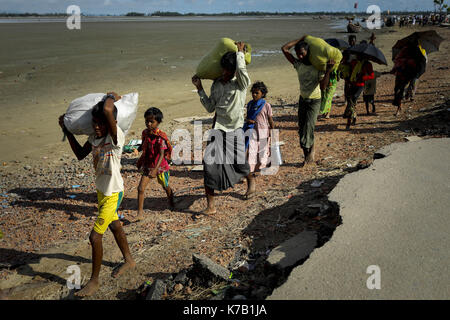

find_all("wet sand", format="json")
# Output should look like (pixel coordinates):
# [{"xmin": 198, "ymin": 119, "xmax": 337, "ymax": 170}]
[{"xmin": 1, "ymin": 17, "xmax": 387, "ymax": 164}]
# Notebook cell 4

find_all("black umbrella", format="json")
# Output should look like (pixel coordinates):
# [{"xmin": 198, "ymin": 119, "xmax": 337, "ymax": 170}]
[
  {"xmin": 325, "ymin": 38, "xmax": 350, "ymax": 50},
  {"xmin": 392, "ymin": 30, "xmax": 444, "ymax": 61},
  {"xmin": 346, "ymin": 42, "xmax": 388, "ymax": 65}
]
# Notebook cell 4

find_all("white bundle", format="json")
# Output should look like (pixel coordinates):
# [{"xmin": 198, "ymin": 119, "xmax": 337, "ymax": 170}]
[{"xmin": 63, "ymin": 92, "xmax": 139, "ymax": 136}]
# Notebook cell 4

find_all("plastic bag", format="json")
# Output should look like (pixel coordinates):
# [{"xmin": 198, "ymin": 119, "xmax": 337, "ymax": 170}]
[
  {"xmin": 64, "ymin": 93, "xmax": 139, "ymax": 136},
  {"xmin": 271, "ymin": 143, "xmax": 283, "ymax": 166},
  {"xmin": 304, "ymin": 35, "xmax": 343, "ymax": 72},
  {"xmin": 195, "ymin": 38, "xmax": 252, "ymax": 80}
]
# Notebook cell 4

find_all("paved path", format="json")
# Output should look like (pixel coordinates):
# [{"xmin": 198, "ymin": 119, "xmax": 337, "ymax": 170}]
[{"xmin": 268, "ymin": 138, "xmax": 450, "ymax": 299}]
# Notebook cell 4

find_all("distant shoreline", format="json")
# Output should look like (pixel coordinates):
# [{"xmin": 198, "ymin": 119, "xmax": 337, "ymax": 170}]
[{"xmin": 0, "ymin": 10, "xmax": 436, "ymax": 18}]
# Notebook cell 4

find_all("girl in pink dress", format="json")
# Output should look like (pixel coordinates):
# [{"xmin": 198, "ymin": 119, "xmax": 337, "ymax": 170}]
[{"xmin": 245, "ymin": 81, "xmax": 275, "ymax": 197}]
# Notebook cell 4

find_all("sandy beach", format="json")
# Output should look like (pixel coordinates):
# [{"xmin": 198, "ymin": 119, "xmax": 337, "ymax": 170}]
[
  {"xmin": 0, "ymin": 19, "xmax": 449, "ymax": 300},
  {"xmin": 1, "ymin": 16, "xmax": 385, "ymax": 164}
]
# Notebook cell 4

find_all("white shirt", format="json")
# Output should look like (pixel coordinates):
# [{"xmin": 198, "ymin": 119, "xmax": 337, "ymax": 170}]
[{"xmin": 88, "ymin": 126, "xmax": 125, "ymax": 196}]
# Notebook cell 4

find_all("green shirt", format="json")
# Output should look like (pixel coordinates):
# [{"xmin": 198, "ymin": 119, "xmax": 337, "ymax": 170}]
[
  {"xmin": 198, "ymin": 51, "xmax": 251, "ymax": 132},
  {"xmin": 293, "ymin": 59, "xmax": 324, "ymax": 100}
]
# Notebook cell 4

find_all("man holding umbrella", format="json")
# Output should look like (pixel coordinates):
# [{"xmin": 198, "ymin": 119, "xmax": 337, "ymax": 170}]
[
  {"xmin": 344, "ymin": 54, "xmax": 374, "ymax": 129},
  {"xmin": 390, "ymin": 31, "xmax": 443, "ymax": 115},
  {"xmin": 343, "ymin": 42, "xmax": 387, "ymax": 129},
  {"xmin": 391, "ymin": 44, "xmax": 427, "ymax": 115}
]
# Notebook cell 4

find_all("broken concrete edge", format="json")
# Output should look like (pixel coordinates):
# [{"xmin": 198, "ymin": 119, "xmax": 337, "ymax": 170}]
[
  {"xmin": 192, "ymin": 253, "xmax": 231, "ymax": 282},
  {"xmin": 374, "ymin": 137, "xmax": 431, "ymax": 160},
  {"xmin": 148, "ymin": 142, "xmax": 422, "ymax": 300}
]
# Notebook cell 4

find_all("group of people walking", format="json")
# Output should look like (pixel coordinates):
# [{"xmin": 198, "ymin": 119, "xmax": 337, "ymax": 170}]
[{"xmin": 53, "ymin": 30, "xmax": 430, "ymax": 297}]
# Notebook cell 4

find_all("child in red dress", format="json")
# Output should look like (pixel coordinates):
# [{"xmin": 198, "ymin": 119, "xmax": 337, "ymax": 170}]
[{"xmin": 135, "ymin": 107, "xmax": 174, "ymax": 220}]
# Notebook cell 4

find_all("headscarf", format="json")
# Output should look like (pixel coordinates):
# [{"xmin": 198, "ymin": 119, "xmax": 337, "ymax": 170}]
[{"xmin": 243, "ymin": 98, "xmax": 266, "ymax": 149}]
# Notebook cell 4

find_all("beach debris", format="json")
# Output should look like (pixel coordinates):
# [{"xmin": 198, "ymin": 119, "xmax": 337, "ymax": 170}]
[
  {"xmin": 173, "ymin": 283, "xmax": 183, "ymax": 292},
  {"xmin": 67, "ymin": 195, "xmax": 77, "ymax": 199},
  {"xmin": 405, "ymin": 136, "xmax": 423, "ymax": 142},
  {"xmin": 190, "ymin": 165, "xmax": 203, "ymax": 172},
  {"xmin": 234, "ymin": 260, "xmax": 250, "ymax": 273},
  {"xmin": 123, "ymin": 139, "xmax": 142, "ymax": 153},
  {"xmin": 185, "ymin": 226, "xmax": 211, "ymax": 239},
  {"xmin": 174, "ymin": 270, "xmax": 188, "ymax": 284},
  {"xmin": 174, "ymin": 115, "xmax": 213, "ymax": 123},
  {"xmin": 24, "ymin": 165, "xmax": 32, "ymax": 170},
  {"xmin": 311, "ymin": 180, "xmax": 324, "ymax": 188},
  {"xmin": 71, "ymin": 185, "xmax": 81, "ymax": 189},
  {"xmin": 146, "ymin": 279, "xmax": 166, "ymax": 300}
]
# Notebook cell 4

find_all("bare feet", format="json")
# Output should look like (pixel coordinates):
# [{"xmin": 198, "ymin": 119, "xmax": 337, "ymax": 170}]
[
  {"xmin": 136, "ymin": 210, "xmax": 144, "ymax": 221},
  {"xmin": 193, "ymin": 206, "xmax": 216, "ymax": 220},
  {"xmin": 245, "ymin": 189, "xmax": 256, "ymax": 199},
  {"xmin": 0, "ymin": 289, "xmax": 9, "ymax": 300},
  {"xmin": 201, "ymin": 207, "xmax": 217, "ymax": 215},
  {"xmin": 75, "ymin": 279, "xmax": 99, "ymax": 297},
  {"xmin": 245, "ymin": 175, "xmax": 256, "ymax": 199},
  {"xmin": 305, "ymin": 145, "xmax": 315, "ymax": 164},
  {"xmin": 112, "ymin": 260, "xmax": 136, "ymax": 278}
]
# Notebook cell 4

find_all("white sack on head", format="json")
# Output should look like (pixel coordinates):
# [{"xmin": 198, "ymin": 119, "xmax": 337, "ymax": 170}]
[{"xmin": 64, "ymin": 93, "xmax": 139, "ymax": 136}]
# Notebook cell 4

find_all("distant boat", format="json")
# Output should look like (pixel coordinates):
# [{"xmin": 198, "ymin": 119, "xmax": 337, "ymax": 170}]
[{"xmin": 347, "ymin": 22, "xmax": 361, "ymax": 33}]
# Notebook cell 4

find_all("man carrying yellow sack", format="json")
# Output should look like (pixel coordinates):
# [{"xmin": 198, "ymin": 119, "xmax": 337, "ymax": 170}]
[{"xmin": 282, "ymin": 38, "xmax": 335, "ymax": 166}]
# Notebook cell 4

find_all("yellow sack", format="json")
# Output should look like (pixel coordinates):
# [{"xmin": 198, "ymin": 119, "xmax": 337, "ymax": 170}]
[
  {"xmin": 195, "ymin": 38, "xmax": 252, "ymax": 80},
  {"xmin": 304, "ymin": 35, "xmax": 342, "ymax": 72}
]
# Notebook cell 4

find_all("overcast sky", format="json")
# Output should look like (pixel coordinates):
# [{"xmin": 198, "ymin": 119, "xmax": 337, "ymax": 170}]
[{"xmin": 0, "ymin": 0, "xmax": 437, "ymax": 14}]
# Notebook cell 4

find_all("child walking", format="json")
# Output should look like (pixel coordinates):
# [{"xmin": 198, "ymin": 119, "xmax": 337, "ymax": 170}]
[
  {"xmin": 363, "ymin": 71, "xmax": 380, "ymax": 115},
  {"xmin": 59, "ymin": 92, "xmax": 135, "ymax": 297},
  {"xmin": 135, "ymin": 107, "xmax": 174, "ymax": 220},
  {"xmin": 244, "ymin": 81, "xmax": 274, "ymax": 198}
]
